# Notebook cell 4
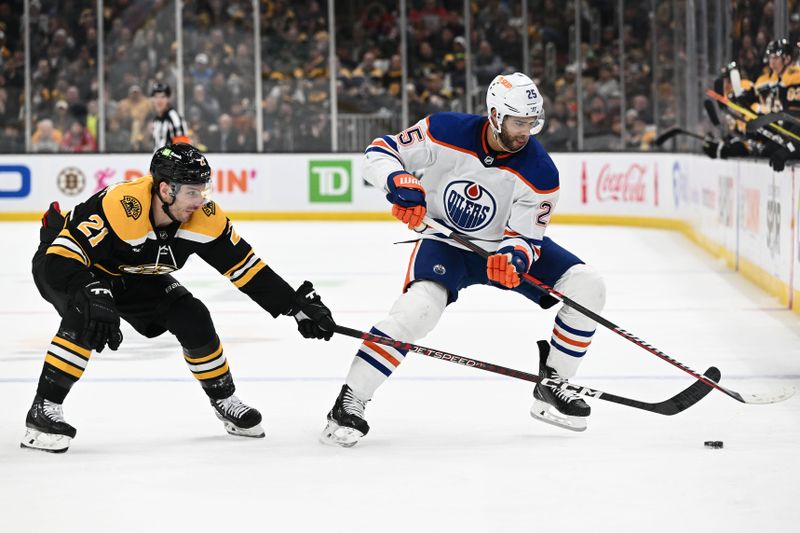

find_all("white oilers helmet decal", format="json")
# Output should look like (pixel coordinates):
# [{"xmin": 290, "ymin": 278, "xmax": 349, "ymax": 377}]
[{"xmin": 486, "ymin": 72, "xmax": 545, "ymax": 135}]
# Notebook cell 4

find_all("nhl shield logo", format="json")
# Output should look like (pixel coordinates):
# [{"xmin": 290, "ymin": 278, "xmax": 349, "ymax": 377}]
[
  {"xmin": 120, "ymin": 195, "xmax": 143, "ymax": 220},
  {"xmin": 443, "ymin": 181, "xmax": 497, "ymax": 231}
]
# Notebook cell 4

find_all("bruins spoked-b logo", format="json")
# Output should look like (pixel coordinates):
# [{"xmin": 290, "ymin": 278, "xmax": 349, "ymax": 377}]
[
  {"xmin": 57, "ymin": 167, "xmax": 86, "ymax": 196},
  {"xmin": 120, "ymin": 195, "xmax": 143, "ymax": 220},
  {"xmin": 444, "ymin": 181, "xmax": 496, "ymax": 231}
]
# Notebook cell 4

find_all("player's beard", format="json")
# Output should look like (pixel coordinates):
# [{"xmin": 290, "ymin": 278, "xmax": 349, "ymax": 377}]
[{"xmin": 498, "ymin": 128, "xmax": 529, "ymax": 152}]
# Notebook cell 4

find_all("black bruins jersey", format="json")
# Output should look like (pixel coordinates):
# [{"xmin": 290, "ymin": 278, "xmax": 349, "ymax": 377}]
[{"xmin": 44, "ymin": 175, "xmax": 295, "ymax": 317}]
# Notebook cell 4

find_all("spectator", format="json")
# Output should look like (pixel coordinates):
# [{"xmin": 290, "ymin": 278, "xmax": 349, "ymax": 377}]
[
  {"xmin": 474, "ymin": 40, "xmax": 503, "ymax": 85},
  {"xmin": 31, "ymin": 118, "xmax": 62, "ymax": 153},
  {"xmin": 231, "ymin": 115, "xmax": 257, "ymax": 152},
  {"xmin": 0, "ymin": 123, "xmax": 23, "ymax": 153},
  {"xmin": 190, "ymin": 53, "xmax": 214, "ymax": 89},
  {"xmin": 60, "ymin": 117, "xmax": 96, "ymax": 153},
  {"xmin": 189, "ymin": 84, "xmax": 221, "ymax": 125},
  {"xmin": 52, "ymin": 100, "xmax": 71, "ymax": 133},
  {"xmin": 207, "ymin": 113, "xmax": 234, "ymax": 152},
  {"xmin": 105, "ymin": 117, "xmax": 131, "ymax": 152}
]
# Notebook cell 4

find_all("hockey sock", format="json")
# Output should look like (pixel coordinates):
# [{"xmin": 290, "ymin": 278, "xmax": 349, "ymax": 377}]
[
  {"xmin": 183, "ymin": 337, "xmax": 234, "ymax": 400},
  {"xmin": 346, "ymin": 325, "xmax": 410, "ymax": 400},
  {"xmin": 346, "ymin": 281, "xmax": 447, "ymax": 400},
  {"xmin": 548, "ymin": 314, "xmax": 596, "ymax": 378},
  {"xmin": 37, "ymin": 333, "xmax": 93, "ymax": 404},
  {"xmin": 547, "ymin": 264, "xmax": 605, "ymax": 378}
]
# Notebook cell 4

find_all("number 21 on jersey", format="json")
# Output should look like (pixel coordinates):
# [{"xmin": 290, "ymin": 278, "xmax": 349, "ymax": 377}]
[{"xmin": 77, "ymin": 215, "xmax": 109, "ymax": 247}]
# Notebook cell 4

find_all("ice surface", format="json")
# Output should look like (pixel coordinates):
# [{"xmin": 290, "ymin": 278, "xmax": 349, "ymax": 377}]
[{"xmin": 1, "ymin": 221, "xmax": 798, "ymax": 532}]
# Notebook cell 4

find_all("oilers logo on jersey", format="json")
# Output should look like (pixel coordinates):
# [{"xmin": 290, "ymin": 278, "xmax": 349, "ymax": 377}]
[{"xmin": 444, "ymin": 181, "xmax": 497, "ymax": 231}]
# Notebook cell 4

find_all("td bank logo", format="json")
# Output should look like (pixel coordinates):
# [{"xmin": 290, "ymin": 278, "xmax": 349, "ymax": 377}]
[{"xmin": 309, "ymin": 160, "xmax": 352, "ymax": 203}]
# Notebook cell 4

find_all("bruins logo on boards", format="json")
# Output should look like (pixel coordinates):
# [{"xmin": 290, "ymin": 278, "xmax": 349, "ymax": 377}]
[
  {"xmin": 120, "ymin": 195, "xmax": 143, "ymax": 220},
  {"xmin": 202, "ymin": 202, "xmax": 216, "ymax": 217},
  {"xmin": 119, "ymin": 263, "xmax": 177, "ymax": 274}
]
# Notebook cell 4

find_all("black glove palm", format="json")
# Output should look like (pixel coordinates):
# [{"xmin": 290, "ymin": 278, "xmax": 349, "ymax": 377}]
[
  {"xmin": 71, "ymin": 279, "xmax": 123, "ymax": 352},
  {"xmin": 288, "ymin": 281, "xmax": 335, "ymax": 341}
]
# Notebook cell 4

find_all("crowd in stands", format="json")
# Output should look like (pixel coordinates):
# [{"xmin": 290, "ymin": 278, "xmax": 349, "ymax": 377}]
[{"xmin": 0, "ymin": 0, "xmax": 793, "ymax": 154}]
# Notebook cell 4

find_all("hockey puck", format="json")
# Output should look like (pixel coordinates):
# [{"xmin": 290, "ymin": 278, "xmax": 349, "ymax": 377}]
[{"xmin": 704, "ymin": 440, "xmax": 724, "ymax": 449}]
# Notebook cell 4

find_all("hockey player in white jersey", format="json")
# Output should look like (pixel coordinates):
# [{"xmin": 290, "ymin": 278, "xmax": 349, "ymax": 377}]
[{"xmin": 321, "ymin": 72, "xmax": 606, "ymax": 446}]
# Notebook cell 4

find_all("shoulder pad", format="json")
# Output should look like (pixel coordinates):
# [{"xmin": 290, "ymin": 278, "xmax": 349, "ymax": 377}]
[
  {"xmin": 101, "ymin": 176, "xmax": 155, "ymax": 246},
  {"xmin": 782, "ymin": 67, "xmax": 800, "ymax": 86},
  {"xmin": 177, "ymin": 200, "xmax": 229, "ymax": 243},
  {"xmin": 499, "ymin": 137, "xmax": 559, "ymax": 194},
  {"xmin": 426, "ymin": 113, "xmax": 486, "ymax": 155}
]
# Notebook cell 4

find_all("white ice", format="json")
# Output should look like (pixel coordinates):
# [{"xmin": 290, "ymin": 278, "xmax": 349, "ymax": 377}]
[{"xmin": 1, "ymin": 220, "xmax": 798, "ymax": 532}]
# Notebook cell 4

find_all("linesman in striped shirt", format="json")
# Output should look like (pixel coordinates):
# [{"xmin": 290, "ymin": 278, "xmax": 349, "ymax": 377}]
[
  {"xmin": 22, "ymin": 143, "xmax": 335, "ymax": 453},
  {"xmin": 151, "ymin": 83, "xmax": 190, "ymax": 148}
]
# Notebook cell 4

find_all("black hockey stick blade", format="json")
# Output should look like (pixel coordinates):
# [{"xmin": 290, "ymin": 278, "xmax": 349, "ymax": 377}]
[
  {"xmin": 333, "ymin": 325, "xmax": 716, "ymax": 416},
  {"xmin": 704, "ymin": 99, "xmax": 721, "ymax": 126},
  {"xmin": 648, "ymin": 366, "xmax": 720, "ymax": 415}
]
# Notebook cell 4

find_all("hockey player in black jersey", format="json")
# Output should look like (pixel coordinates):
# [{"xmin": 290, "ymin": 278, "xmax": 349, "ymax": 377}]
[{"xmin": 22, "ymin": 142, "xmax": 335, "ymax": 453}]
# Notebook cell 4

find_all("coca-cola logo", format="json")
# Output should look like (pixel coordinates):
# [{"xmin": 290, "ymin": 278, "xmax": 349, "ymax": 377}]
[{"xmin": 594, "ymin": 163, "xmax": 648, "ymax": 203}]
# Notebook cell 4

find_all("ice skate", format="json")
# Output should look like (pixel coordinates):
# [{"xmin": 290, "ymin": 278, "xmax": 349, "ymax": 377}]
[
  {"xmin": 210, "ymin": 395, "xmax": 265, "ymax": 438},
  {"xmin": 320, "ymin": 384, "xmax": 369, "ymax": 448},
  {"xmin": 20, "ymin": 395, "xmax": 77, "ymax": 453},
  {"xmin": 530, "ymin": 341, "xmax": 590, "ymax": 432}
]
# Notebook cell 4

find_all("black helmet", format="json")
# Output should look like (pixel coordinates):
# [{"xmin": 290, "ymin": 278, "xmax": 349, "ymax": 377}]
[
  {"xmin": 150, "ymin": 82, "xmax": 171, "ymax": 97},
  {"xmin": 764, "ymin": 38, "xmax": 793, "ymax": 62},
  {"xmin": 150, "ymin": 143, "xmax": 211, "ymax": 188}
]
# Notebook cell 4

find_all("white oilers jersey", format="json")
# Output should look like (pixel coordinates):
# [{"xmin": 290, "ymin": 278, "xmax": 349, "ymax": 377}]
[{"xmin": 363, "ymin": 112, "xmax": 560, "ymax": 267}]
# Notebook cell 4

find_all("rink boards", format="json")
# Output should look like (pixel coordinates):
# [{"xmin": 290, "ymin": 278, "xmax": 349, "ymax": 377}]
[{"xmin": 0, "ymin": 152, "xmax": 796, "ymax": 311}]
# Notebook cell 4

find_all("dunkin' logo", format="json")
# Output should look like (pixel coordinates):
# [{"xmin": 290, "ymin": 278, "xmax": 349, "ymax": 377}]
[
  {"xmin": 444, "ymin": 181, "xmax": 497, "ymax": 231},
  {"xmin": 582, "ymin": 161, "xmax": 652, "ymax": 203}
]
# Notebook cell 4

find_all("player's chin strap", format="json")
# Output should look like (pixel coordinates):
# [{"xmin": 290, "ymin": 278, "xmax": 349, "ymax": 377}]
[{"xmin": 157, "ymin": 184, "xmax": 181, "ymax": 224}]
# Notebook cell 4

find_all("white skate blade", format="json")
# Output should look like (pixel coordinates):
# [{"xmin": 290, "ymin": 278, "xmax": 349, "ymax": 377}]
[
  {"xmin": 20, "ymin": 427, "xmax": 72, "ymax": 453},
  {"xmin": 530, "ymin": 399, "xmax": 588, "ymax": 432},
  {"xmin": 214, "ymin": 412, "xmax": 265, "ymax": 438},
  {"xmin": 320, "ymin": 420, "xmax": 364, "ymax": 448}
]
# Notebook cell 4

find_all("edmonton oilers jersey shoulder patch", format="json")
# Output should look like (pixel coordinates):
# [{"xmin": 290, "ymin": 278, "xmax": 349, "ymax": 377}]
[{"xmin": 444, "ymin": 181, "xmax": 496, "ymax": 232}]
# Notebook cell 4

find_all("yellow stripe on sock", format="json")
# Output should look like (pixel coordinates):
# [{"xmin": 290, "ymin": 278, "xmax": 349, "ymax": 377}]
[
  {"xmin": 183, "ymin": 344, "xmax": 223, "ymax": 364},
  {"xmin": 51, "ymin": 337, "xmax": 92, "ymax": 358},
  {"xmin": 45, "ymin": 354, "xmax": 84, "ymax": 378}
]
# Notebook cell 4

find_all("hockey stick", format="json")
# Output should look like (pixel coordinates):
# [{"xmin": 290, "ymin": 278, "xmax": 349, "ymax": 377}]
[
  {"xmin": 333, "ymin": 324, "xmax": 719, "ymax": 416},
  {"xmin": 654, "ymin": 127, "xmax": 707, "ymax": 146},
  {"xmin": 421, "ymin": 217, "xmax": 795, "ymax": 405},
  {"xmin": 745, "ymin": 111, "xmax": 800, "ymax": 133},
  {"xmin": 705, "ymin": 89, "xmax": 800, "ymax": 143},
  {"xmin": 715, "ymin": 103, "xmax": 793, "ymax": 150}
]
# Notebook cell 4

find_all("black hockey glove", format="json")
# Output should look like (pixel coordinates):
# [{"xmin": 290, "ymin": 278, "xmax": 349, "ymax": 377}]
[
  {"xmin": 769, "ymin": 144, "xmax": 795, "ymax": 172},
  {"xmin": 287, "ymin": 281, "xmax": 335, "ymax": 341},
  {"xmin": 70, "ymin": 279, "xmax": 123, "ymax": 352},
  {"xmin": 702, "ymin": 139, "xmax": 721, "ymax": 159}
]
